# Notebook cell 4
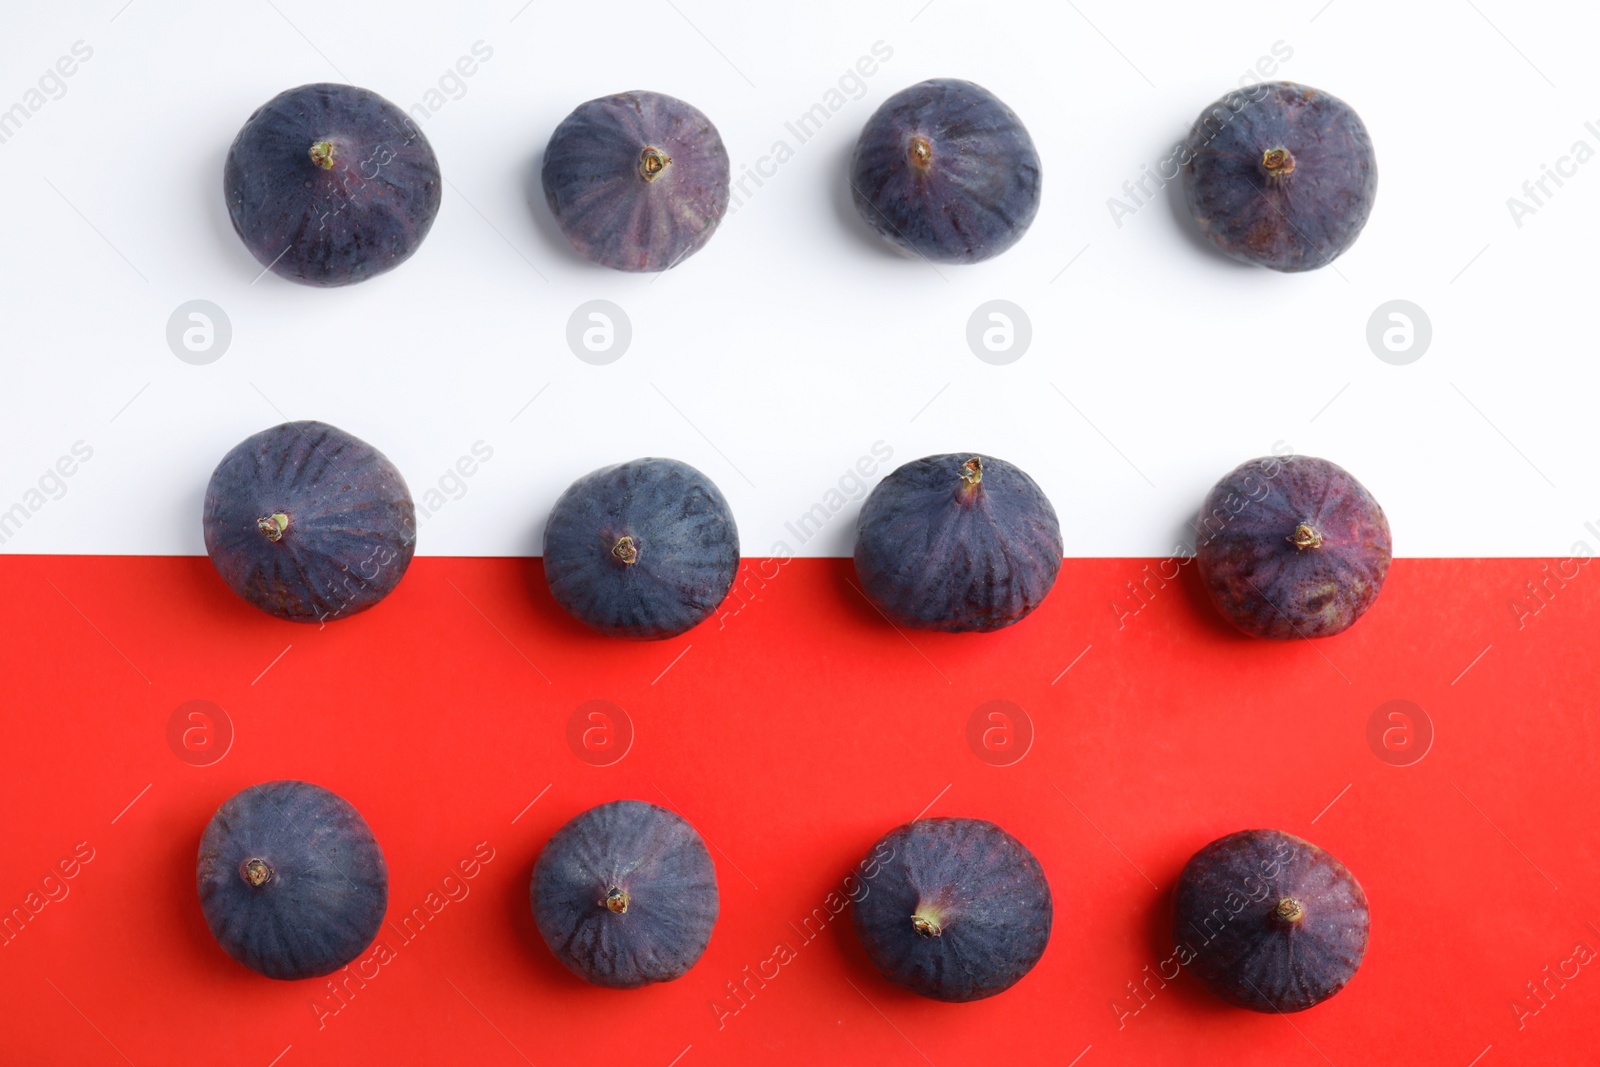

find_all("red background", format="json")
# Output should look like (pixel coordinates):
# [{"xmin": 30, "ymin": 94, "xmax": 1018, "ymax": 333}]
[{"xmin": 1, "ymin": 555, "xmax": 1596, "ymax": 1065}]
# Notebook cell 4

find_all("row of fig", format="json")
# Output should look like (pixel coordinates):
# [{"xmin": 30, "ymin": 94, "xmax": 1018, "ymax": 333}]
[
  {"xmin": 200, "ymin": 780, "xmax": 1368, "ymax": 1012},
  {"xmin": 225, "ymin": 77, "xmax": 1376, "ymax": 285},
  {"xmin": 203, "ymin": 421, "xmax": 1393, "ymax": 640}
]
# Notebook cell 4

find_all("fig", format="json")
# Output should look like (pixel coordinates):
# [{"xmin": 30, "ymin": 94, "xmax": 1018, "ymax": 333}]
[
  {"xmin": 224, "ymin": 83, "xmax": 442, "ymax": 286},
  {"xmin": 1173, "ymin": 829, "xmax": 1369, "ymax": 1012},
  {"xmin": 854, "ymin": 454, "xmax": 1061, "ymax": 632},
  {"xmin": 542, "ymin": 458, "xmax": 738, "ymax": 640},
  {"xmin": 531, "ymin": 800, "xmax": 719, "ymax": 988},
  {"xmin": 1181, "ymin": 81, "xmax": 1377, "ymax": 272},
  {"xmin": 203, "ymin": 421, "xmax": 416, "ymax": 623},
  {"xmin": 849, "ymin": 78, "xmax": 1041, "ymax": 264},
  {"xmin": 1194, "ymin": 455, "xmax": 1390, "ymax": 639},
  {"xmin": 196, "ymin": 780, "xmax": 387, "ymax": 981},
  {"xmin": 541, "ymin": 91, "xmax": 730, "ymax": 272},
  {"xmin": 851, "ymin": 817, "xmax": 1052, "ymax": 1002}
]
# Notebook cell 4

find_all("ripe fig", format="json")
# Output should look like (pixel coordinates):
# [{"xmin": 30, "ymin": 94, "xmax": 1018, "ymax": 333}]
[
  {"xmin": 531, "ymin": 800, "xmax": 719, "ymax": 988},
  {"xmin": 224, "ymin": 83, "xmax": 442, "ymax": 286},
  {"xmin": 541, "ymin": 91, "xmax": 730, "ymax": 272},
  {"xmin": 203, "ymin": 421, "xmax": 416, "ymax": 623},
  {"xmin": 854, "ymin": 454, "xmax": 1061, "ymax": 632},
  {"xmin": 196, "ymin": 780, "xmax": 388, "ymax": 980},
  {"xmin": 1194, "ymin": 454, "xmax": 1390, "ymax": 639},
  {"xmin": 1173, "ymin": 829, "xmax": 1369, "ymax": 1012},
  {"xmin": 850, "ymin": 79, "xmax": 1041, "ymax": 264},
  {"xmin": 542, "ymin": 458, "xmax": 738, "ymax": 639},
  {"xmin": 851, "ymin": 817, "xmax": 1052, "ymax": 1002},
  {"xmin": 1181, "ymin": 81, "xmax": 1377, "ymax": 272}
]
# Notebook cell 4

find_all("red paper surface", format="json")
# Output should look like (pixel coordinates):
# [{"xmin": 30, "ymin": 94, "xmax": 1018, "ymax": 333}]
[{"xmin": 1, "ymin": 555, "xmax": 1596, "ymax": 1065}]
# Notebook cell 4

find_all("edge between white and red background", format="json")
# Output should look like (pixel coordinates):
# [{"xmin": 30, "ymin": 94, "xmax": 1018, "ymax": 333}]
[{"xmin": 1, "ymin": 0, "xmax": 1597, "ymax": 559}]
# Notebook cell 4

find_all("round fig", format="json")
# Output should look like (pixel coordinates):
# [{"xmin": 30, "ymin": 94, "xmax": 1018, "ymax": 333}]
[
  {"xmin": 1194, "ymin": 454, "xmax": 1390, "ymax": 639},
  {"xmin": 197, "ymin": 780, "xmax": 388, "ymax": 981},
  {"xmin": 849, "ymin": 78, "xmax": 1041, "ymax": 264},
  {"xmin": 541, "ymin": 91, "xmax": 730, "ymax": 272},
  {"xmin": 851, "ymin": 817, "xmax": 1052, "ymax": 1002},
  {"xmin": 203, "ymin": 421, "xmax": 416, "ymax": 623},
  {"xmin": 1174, "ymin": 829, "xmax": 1369, "ymax": 1012},
  {"xmin": 854, "ymin": 453, "xmax": 1061, "ymax": 632},
  {"xmin": 224, "ymin": 83, "xmax": 442, "ymax": 286},
  {"xmin": 1181, "ymin": 81, "xmax": 1376, "ymax": 272},
  {"xmin": 531, "ymin": 800, "xmax": 719, "ymax": 989},
  {"xmin": 542, "ymin": 458, "xmax": 738, "ymax": 640}
]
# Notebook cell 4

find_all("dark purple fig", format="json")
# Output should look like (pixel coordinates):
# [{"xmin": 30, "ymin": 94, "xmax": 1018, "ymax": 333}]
[
  {"xmin": 224, "ymin": 83, "xmax": 441, "ymax": 286},
  {"xmin": 203, "ymin": 421, "xmax": 415, "ymax": 623},
  {"xmin": 542, "ymin": 458, "xmax": 738, "ymax": 640},
  {"xmin": 1181, "ymin": 81, "xmax": 1376, "ymax": 272},
  {"xmin": 852, "ymin": 817, "xmax": 1051, "ymax": 1002},
  {"xmin": 850, "ymin": 79, "xmax": 1041, "ymax": 264},
  {"xmin": 541, "ymin": 91, "xmax": 730, "ymax": 272},
  {"xmin": 1194, "ymin": 454, "xmax": 1390, "ymax": 639},
  {"xmin": 1173, "ymin": 829, "xmax": 1369, "ymax": 1012},
  {"xmin": 854, "ymin": 454, "xmax": 1061, "ymax": 632},
  {"xmin": 197, "ymin": 780, "xmax": 387, "ymax": 981},
  {"xmin": 531, "ymin": 800, "xmax": 718, "ymax": 989}
]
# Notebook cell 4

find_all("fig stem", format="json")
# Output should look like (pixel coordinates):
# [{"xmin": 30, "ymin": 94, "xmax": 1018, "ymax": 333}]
[
  {"xmin": 910, "ymin": 910, "xmax": 942, "ymax": 939},
  {"xmin": 258, "ymin": 514, "xmax": 290, "ymax": 542},
  {"xmin": 604, "ymin": 887, "xmax": 629, "ymax": 914},
  {"xmin": 240, "ymin": 858, "xmax": 273, "ymax": 888},
  {"xmin": 1274, "ymin": 896, "xmax": 1305, "ymax": 924},
  {"xmin": 956, "ymin": 457, "xmax": 984, "ymax": 501},
  {"xmin": 1287, "ymin": 523, "xmax": 1323, "ymax": 550},
  {"xmin": 639, "ymin": 147, "xmax": 672, "ymax": 182},
  {"xmin": 309, "ymin": 141, "xmax": 335, "ymax": 170},
  {"xmin": 1261, "ymin": 146, "xmax": 1296, "ymax": 176},
  {"xmin": 612, "ymin": 536, "xmax": 639, "ymax": 565},
  {"xmin": 907, "ymin": 135, "xmax": 933, "ymax": 169}
]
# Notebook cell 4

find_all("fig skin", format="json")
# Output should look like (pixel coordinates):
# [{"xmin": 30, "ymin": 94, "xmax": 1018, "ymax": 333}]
[
  {"xmin": 1181, "ymin": 81, "xmax": 1376, "ymax": 272},
  {"xmin": 196, "ymin": 780, "xmax": 388, "ymax": 981},
  {"xmin": 224, "ymin": 83, "xmax": 442, "ymax": 286},
  {"xmin": 542, "ymin": 90, "xmax": 731, "ymax": 272},
  {"xmin": 203, "ymin": 421, "xmax": 416, "ymax": 623},
  {"xmin": 1173, "ymin": 829, "xmax": 1369, "ymax": 1012},
  {"xmin": 542, "ymin": 458, "xmax": 739, "ymax": 640},
  {"xmin": 1194, "ymin": 455, "xmax": 1390, "ymax": 639},
  {"xmin": 851, "ymin": 817, "xmax": 1052, "ymax": 1002},
  {"xmin": 850, "ymin": 78, "xmax": 1042, "ymax": 264},
  {"xmin": 854, "ymin": 454, "xmax": 1062, "ymax": 633},
  {"xmin": 531, "ymin": 800, "xmax": 719, "ymax": 989}
]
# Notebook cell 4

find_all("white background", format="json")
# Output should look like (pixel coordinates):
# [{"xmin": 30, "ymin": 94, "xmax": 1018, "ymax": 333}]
[{"xmin": 1, "ymin": 0, "xmax": 1595, "ymax": 557}]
